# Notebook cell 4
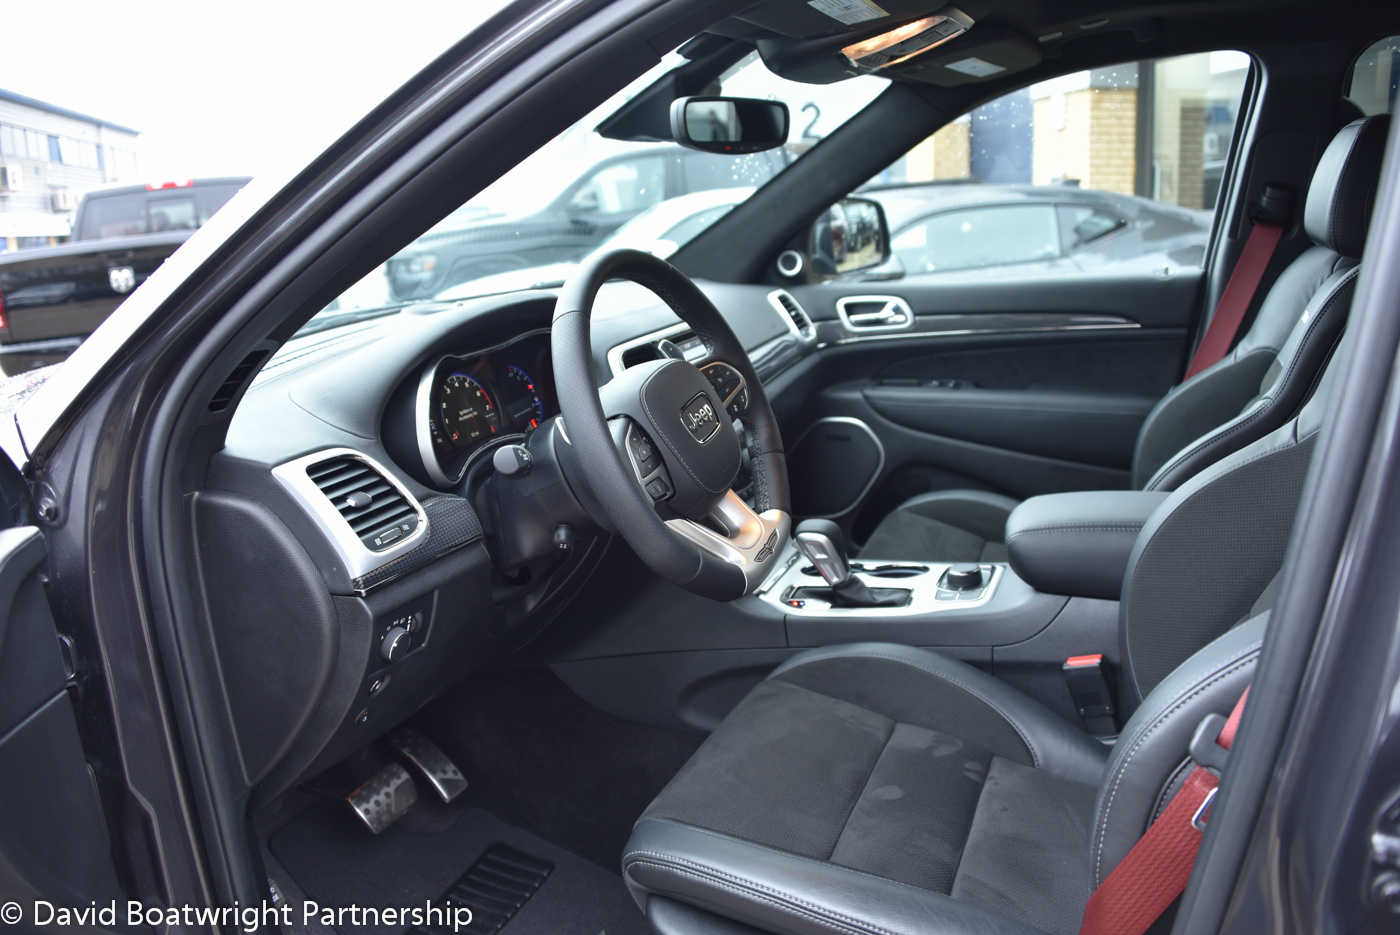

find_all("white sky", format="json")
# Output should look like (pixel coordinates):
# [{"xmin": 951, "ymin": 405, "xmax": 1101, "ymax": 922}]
[{"xmin": 0, "ymin": 0, "xmax": 512, "ymax": 180}]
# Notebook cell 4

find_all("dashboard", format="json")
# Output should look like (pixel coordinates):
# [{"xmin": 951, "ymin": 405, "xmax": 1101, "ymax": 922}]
[
  {"xmin": 415, "ymin": 331, "xmax": 558, "ymax": 487},
  {"xmin": 204, "ymin": 283, "xmax": 813, "ymax": 805}
]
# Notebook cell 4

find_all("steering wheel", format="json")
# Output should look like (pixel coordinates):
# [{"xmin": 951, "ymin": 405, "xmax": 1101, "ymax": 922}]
[{"xmin": 552, "ymin": 249, "xmax": 791, "ymax": 601}]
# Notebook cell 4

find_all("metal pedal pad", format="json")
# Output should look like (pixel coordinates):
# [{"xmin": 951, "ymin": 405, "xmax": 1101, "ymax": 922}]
[
  {"xmin": 347, "ymin": 762, "xmax": 418, "ymax": 833},
  {"xmin": 389, "ymin": 727, "xmax": 468, "ymax": 803}
]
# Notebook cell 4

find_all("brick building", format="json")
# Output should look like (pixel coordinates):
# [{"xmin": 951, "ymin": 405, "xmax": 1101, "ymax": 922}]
[
  {"xmin": 887, "ymin": 53, "xmax": 1250, "ymax": 211},
  {"xmin": 0, "ymin": 89, "xmax": 140, "ymax": 252}
]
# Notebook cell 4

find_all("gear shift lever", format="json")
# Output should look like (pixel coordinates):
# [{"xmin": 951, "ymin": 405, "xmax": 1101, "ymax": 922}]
[
  {"xmin": 793, "ymin": 519, "xmax": 852, "ymax": 586},
  {"xmin": 793, "ymin": 520, "xmax": 908, "ymax": 608}
]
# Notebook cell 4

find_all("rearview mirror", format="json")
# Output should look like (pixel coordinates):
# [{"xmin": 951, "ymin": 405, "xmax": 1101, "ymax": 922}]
[
  {"xmin": 808, "ymin": 198, "xmax": 890, "ymax": 279},
  {"xmin": 669, "ymin": 97, "xmax": 790, "ymax": 154}
]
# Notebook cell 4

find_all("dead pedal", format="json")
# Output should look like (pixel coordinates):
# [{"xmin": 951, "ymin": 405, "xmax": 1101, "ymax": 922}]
[
  {"xmin": 413, "ymin": 844, "xmax": 553, "ymax": 935},
  {"xmin": 389, "ymin": 727, "xmax": 468, "ymax": 803},
  {"xmin": 347, "ymin": 762, "xmax": 418, "ymax": 833}
]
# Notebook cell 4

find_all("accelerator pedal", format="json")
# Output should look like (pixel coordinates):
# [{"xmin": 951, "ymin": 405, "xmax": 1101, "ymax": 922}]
[{"xmin": 389, "ymin": 727, "xmax": 468, "ymax": 802}]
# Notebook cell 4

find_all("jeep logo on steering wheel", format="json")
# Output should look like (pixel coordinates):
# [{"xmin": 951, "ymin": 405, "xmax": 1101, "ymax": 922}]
[{"xmin": 680, "ymin": 392, "xmax": 720, "ymax": 443}]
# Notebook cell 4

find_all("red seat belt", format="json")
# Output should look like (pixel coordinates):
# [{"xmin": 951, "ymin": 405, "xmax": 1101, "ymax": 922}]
[
  {"xmin": 1079, "ymin": 688, "xmax": 1250, "ymax": 935},
  {"xmin": 1183, "ymin": 220, "xmax": 1286, "ymax": 380}
]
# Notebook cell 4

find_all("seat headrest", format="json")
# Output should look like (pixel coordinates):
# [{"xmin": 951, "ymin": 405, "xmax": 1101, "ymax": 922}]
[{"xmin": 1304, "ymin": 114, "xmax": 1391, "ymax": 257}]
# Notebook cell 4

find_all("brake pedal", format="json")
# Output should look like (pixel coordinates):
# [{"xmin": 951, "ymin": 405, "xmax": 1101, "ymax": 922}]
[
  {"xmin": 389, "ymin": 727, "xmax": 468, "ymax": 803},
  {"xmin": 347, "ymin": 763, "xmax": 418, "ymax": 833}
]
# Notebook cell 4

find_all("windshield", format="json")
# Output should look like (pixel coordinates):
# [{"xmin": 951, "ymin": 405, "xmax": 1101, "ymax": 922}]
[{"xmin": 301, "ymin": 50, "xmax": 886, "ymax": 334}]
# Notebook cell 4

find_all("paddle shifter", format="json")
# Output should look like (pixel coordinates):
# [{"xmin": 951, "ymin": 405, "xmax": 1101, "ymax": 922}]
[{"xmin": 793, "ymin": 519, "xmax": 908, "ymax": 608}]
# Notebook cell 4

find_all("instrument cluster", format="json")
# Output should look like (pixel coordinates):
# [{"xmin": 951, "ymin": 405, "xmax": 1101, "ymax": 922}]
[{"xmin": 418, "ymin": 331, "xmax": 556, "ymax": 487}]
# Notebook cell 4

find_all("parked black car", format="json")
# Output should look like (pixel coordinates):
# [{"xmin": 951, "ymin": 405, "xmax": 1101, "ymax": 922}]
[
  {"xmin": 0, "ymin": 177, "xmax": 249, "ymax": 374},
  {"xmin": 385, "ymin": 146, "xmax": 788, "ymax": 298},
  {"xmin": 865, "ymin": 182, "xmax": 1212, "ymax": 278}
]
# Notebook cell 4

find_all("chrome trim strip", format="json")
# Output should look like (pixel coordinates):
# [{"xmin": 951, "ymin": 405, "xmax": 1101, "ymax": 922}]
[
  {"xmin": 788, "ymin": 416, "xmax": 886, "ymax": 519},
  {"xmin": 816, "ymin": 312, "xmax": 1140, "ymax": 347},
  {"xmin": 415, "ymin": 327, "xmax": 551, "ymax": 489},
  {"xmin": 272, "ymin": 447, "xmax": 429, "ymax": 580},
  {"xmin": 835, "ymin": 295, "xmax": 914, "ymax": 332},
  {"xmin": 760, "ymin": 561, "xmax": 1004, "ymax": 617}
]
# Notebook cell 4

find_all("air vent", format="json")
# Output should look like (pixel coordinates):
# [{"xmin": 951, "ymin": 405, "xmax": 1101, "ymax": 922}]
[
  {"xmin": 208, "ymin": 350, "xmax": 270, "ymax": 413},
  {"xmin": 770, "ymin": 290, "xmax": 816, "ymax": 342},
  {"xmin": 307, "ymin": 456, "xmax": 419, "ymax": 551}
]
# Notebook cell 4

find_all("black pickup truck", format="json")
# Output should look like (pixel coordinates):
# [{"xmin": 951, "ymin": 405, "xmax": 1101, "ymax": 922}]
[{"xmin": 0, "ymin": 177, "xmax": 249, "ymax": 375}]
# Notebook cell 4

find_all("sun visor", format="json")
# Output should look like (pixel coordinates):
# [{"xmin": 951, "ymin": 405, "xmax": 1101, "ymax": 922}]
[{"xmin": 735, "ymin": 0, "xmax": 955, "ymax": 39}]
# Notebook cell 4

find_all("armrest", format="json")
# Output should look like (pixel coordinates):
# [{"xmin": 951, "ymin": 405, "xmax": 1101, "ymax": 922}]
[{"xmin": 1005, "ymin": 491, "xmax": 1169, "ymax": 599}]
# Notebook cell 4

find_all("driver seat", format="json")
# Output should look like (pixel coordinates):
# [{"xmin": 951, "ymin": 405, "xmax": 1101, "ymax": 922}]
[{"xmin": 621, "ymin": 341, "xmax": 1340, "ymax": 934}]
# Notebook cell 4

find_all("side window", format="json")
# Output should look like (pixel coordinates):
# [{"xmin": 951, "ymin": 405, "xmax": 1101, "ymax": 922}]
[
  {"xmin": 1349, "ymin": 38, "xmax": 1400, "ymax": 115},
  {"xmin": 892, "ymin": 204, "xmax": 1060, "ymax": 274},
  {"xmin": 871, "ymin": 52, "xmax": 1249, "ymax": 279},
  {"xmin": 570, "ymin": 156, "xmax": 666, "ymax": 216}
]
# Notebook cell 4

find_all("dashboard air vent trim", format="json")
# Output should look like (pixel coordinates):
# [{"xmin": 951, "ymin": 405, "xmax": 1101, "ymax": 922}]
[
  {"xmin": 272, "ymin": 448, "xmax": 429, "ymax": 579},
  {"xmin": 768, "ymin": 290, "xmax": 816, "ymax": 343}
]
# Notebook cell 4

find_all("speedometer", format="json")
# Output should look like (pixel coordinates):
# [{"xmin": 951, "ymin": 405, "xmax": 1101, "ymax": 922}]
[{"xmin": 438, "ymin": 373, "xmax": 501, "ymax": 448}]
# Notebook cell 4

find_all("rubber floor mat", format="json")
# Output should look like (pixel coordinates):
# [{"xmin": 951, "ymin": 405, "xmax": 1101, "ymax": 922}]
[
  {"xmin": 418, "ymin": 844, "xmax": 552, "ymax": 934},
  {"xmin": 270, "ymin": 799, "xmax": 647, "ymax": 935}
]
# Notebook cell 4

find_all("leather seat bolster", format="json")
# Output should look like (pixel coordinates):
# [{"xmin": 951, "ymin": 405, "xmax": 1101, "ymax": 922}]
[
  {"xmin": 1005, "ymin": 491, "xmax": 1170, "ymax": 599},
  {"xmin": 770, "ymin": 643, "xmax": 1110, "ymax": 786},
  {"xmin": 1090, "ymin": 615, "xmax": 1265, "ymax": 888},
  {"xmin": 624, "ymin": 819, "xmax": 1046, "ymax": 935}
]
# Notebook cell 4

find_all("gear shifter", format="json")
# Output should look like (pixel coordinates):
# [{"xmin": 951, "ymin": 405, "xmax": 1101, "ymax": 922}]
[{"xmin": 793, "ymin": 520, "xmax": 909, "ymax": 608}]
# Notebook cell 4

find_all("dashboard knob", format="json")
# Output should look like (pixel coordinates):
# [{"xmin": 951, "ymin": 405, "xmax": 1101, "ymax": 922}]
[
  {"xmin": 381, "ymin": 626, "xmax": 412, "ymax": 663},
  {"xmin": 492, "ymin": 444, "xmax": 533, "ymax": 477},
  {"xmin": 943, "ymin": 564, "xmax": 983, "ymax": 590}
]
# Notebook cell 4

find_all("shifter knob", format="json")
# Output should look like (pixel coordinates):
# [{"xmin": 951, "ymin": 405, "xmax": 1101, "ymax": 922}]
[{"xmin": 793, "ymin": 519, "xmax": 852, "ymax": 587}]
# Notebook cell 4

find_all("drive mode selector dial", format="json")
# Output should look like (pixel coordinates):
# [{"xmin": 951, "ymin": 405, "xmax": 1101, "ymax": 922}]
[
  {"xmin": 381, "ymin": 626, "xmax": 412, "ymax": 663},
  {"xmin": 943, "ymin": 563, "xmax": 984, "ymax": 590}
]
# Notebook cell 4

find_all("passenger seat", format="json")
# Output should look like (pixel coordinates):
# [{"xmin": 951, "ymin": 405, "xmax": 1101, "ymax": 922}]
[{"xmin": 859, "ymin": 114, "xmax": 1389, "ymax": 562}]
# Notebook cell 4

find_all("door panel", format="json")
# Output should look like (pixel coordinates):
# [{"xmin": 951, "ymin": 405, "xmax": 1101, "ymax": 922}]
[{"xmin": 0, "ymin": 526, "xmax": 121, "ymax": 908}]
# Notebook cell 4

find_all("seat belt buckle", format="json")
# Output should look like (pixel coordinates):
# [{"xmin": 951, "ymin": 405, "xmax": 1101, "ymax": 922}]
[
  {"xmin": 1189, "ymin": 712, "xmax": 1231, "ymax": 776},
  {"xmin": 1063, "ymin": 655, "xmax": 1116, "ymax": 724}
]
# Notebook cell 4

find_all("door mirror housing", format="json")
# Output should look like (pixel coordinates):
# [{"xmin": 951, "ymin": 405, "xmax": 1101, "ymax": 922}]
[
  {"xmin": 669, "ymin": 97, "xmax": 790, "ymax": 154},
  {"xmin": 568, "ymin": 189, "xmax": 600, "ymax": 213},
  {"xmin": 808, "ymin": 197, "xmax": 890, "ymax": 279}
]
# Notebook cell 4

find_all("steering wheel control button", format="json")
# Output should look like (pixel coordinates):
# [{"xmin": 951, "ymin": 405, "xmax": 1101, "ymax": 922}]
[
  {"xmin": 492, "ymin": 444, "xmax": 534, "ymax": 477},
  {"xmin": 680, "ymin": 392, "xmax": 721, "ymax": 443},
  {"xmin": 943, "ymin": 564, "xmax": 984, "ymax": 590},
  {"xmin": 646, "ymin": 478, "xmax": 671, "ymax": 501},
  {"xmin": 381, "ymin": 626, "xmax": 412, "ymax": 663},
  {"xmin": 727, "ymin": 387, "xmax": 749, "ymax": 418},
  {"xmin": 627, "ymin": 427, "xmax": 661, "ymax": 475}
]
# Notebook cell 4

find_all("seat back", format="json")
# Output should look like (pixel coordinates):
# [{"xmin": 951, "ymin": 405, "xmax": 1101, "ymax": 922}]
[
  {"xmin": 1129, "ymin": 114, "xmax": 1390, "ymax": 492},
  {"xmin": 1088, "ymin": 327, "xmax": 1354, "ymax": 887}
]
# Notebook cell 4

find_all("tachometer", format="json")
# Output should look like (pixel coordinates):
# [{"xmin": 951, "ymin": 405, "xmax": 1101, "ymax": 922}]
[
  {"xmin": 438, "ymin": 373, "xmax": 501, "ymax": 448},
  {"xmin": 504, "ymin": 365, "xmax": 546, "ymax": 430}
]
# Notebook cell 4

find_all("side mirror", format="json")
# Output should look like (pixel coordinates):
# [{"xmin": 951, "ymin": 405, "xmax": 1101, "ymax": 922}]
[
  {"xmin": 568, "ymin": 189, "xmax": 600, "ymax": 213},
  {"xmin": 808, "ymin": 197, "xmax": 890, "ymax": 279},
  {"xmin": 669, "ymin": 97, "xmax": 790, "ymax": 154}
]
